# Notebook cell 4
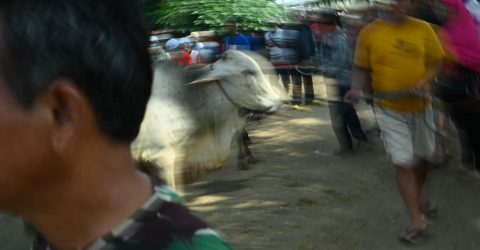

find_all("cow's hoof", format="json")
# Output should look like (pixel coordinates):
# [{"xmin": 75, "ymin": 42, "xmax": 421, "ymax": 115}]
[
  {"xmin": 247, "ymin": 156, "xmax": 259, "ymax": 164},
  {"xmin": 237, "ymin": 161, "xmax": 249, "ymax": 170}
]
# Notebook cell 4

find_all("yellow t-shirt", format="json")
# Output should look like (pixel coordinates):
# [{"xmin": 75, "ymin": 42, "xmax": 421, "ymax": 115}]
[{"xmin": 354, "ymin": 17, "xmax": 444, "ymax": 112}]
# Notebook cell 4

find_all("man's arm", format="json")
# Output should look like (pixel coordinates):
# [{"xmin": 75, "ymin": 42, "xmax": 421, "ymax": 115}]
[{"xmin": 344, "ymin": 66, "xmax": 371, "ymax": 104}]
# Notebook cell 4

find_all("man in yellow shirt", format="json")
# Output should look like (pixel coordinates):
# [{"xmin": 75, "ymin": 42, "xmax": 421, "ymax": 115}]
[{"xmin": 345, "ymin": 0, "xmax": 444, "ymax": 244}]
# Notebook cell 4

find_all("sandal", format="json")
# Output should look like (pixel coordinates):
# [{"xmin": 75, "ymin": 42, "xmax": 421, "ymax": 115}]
[{"xmin": 399, "ymin": 226, "xmax": 428, "ymax": 244}]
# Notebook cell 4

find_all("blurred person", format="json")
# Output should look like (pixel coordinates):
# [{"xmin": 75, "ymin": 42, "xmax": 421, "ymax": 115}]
[
  {"xmin": 265, "ymin": 22, "xmax": 301, "ymax": 100},
  {"xmin": 0, "ymin": 0, "xmax": 231, "ymax": 249},
  {"xmin": 188, "ymin": 32, "xmax": 205, "ymax": 64},
  {"xmin": 341, "ymin": 13, "xmax": 380, "ymax": 135},
  {"xmin": 340, "ymin": 14, "xmax": 364, "ymax": 51},
  {"xmin": 309, "ymin": 14, "xmax": 324, "ymax": 47},
  {"xmin": 409, "ymin": 0, "xmax": 453, "ymax": 167},
  {"xmin": 223, "ymin": 16, "xmax": 251, "ymax": 51},
  {"xmin": 294, "ymin": 16, "xmax": 318, "ymax": 105},
  {"xmin": 149, "ymin": 34, "xmax": 172, "ymax": 62},
  {"xmin": 165, "ymin": 38, "xmax": 193, "ymax": 66},
  {"xmin": 178, "ymin": 37, "xmax": 193, "ymax": 53},
  {"xmin": 265, "ymin": 21, "xmax": 316, "ymax": 105},
  {"xmin": 341, "ymin": 14, "xmax": 381, "ymax": 136},
  {"xmin": 243, "ymin": 31, "xmax": 265, "ymax": 52},
  {"xmin": 188, "ymin": 32, "xmax": 205, "ymax": 50},
  {"xmin": 345, "ymin": 0, "xmax": 444, "ymax": 243},
  {"xmin": 296, "ymin": 23, "xmax": 317, "ymax": 106},
  {"xmin": 198, "ymin": 32, "xmax": 222, "ymax": 63},
  {"xmin": 432, "ymin": 0, "xmax": 480, "ymax": 175},
  {"xmin": 316, "ymin": 11, "xmax": 368, "ymax": 154}
]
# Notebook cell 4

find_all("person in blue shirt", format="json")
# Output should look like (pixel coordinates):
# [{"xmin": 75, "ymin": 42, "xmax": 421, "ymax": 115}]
[{"xmin": 223, "ymin": 16, "xmax": 252, "ymax": 51}]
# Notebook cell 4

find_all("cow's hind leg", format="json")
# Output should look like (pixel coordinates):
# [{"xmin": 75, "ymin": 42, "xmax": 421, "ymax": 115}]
[{"xmin": 237, "ymin": 130, "xmax": 259, "ymax": 170}]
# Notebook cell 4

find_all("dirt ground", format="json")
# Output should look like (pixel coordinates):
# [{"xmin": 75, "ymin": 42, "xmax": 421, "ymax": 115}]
[
  {"xmin": 1, "ymin": 78, "xmax": 480, "ymax": 249},
  {"xmin": 184, "ymin": 101, "xmax": 480, "ymax": 250}
]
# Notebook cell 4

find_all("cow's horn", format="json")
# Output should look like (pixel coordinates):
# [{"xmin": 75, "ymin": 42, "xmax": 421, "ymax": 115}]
[{"xmin": 187, "ymin": 71, "xmax": 227, "ymax": 85}]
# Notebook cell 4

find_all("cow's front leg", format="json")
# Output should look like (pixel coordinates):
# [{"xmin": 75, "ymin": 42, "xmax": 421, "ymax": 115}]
[{"xmin": 237, "ymin": 131, "xmax": 249, "ymax": 170}]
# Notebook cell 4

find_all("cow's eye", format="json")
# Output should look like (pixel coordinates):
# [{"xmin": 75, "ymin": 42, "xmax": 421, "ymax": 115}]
[{"xmin": 242, "ymin": 69, "xmax": 255, "ymax": 76}]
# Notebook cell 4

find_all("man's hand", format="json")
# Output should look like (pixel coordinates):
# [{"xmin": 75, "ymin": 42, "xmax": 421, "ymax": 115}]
[
  {"xmin": 344, "ymin": 88, "xmax": 362, "ymax": 104},
  {"xmin": 410, "ymin": 80, "xmax": 430, "ymax": 93}
]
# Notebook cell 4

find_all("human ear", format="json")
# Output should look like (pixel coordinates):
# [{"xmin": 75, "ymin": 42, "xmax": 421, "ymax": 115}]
[{"xmin": 39, "ymin": 80, "xmax": 85, "ymax": 153}]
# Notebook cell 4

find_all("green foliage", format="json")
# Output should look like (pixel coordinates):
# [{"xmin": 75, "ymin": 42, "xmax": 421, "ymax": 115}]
[
  {"xmin": 143, "ymin": 0, "xmax": 162, "ymax": 29},
  {"xmin": 150, "ymin": 0, "xmax": 285, "ymax": 32}
]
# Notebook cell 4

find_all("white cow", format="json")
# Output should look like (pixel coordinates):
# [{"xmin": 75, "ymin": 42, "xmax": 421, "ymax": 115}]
[{"xmin": 132, "ymin": 50, "xmax": 286, "ymax": 187}]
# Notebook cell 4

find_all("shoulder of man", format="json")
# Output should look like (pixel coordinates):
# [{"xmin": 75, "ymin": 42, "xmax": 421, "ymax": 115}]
[
  {"xmin": 109, "ymin": 183, "xmax": 231, "ymax": 249},
  {"xmin": 148, "ymin": 184, "xmax": 232, "ymax": 249},
  {"xmin": 32, "ymin": 183, "xmax": 232, "ymax": 250}
]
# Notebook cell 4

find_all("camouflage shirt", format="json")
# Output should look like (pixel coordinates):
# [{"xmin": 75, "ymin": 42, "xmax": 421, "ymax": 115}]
[{"xmin": 32, "ymin": 179, "xmax": 231, "ymax": 250}]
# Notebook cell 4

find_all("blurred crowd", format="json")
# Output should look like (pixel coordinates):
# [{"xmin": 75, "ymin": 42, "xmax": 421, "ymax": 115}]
[
  {"xmin": 1, "ymin": 0, "xmax": 480, "ymax": 249},
  {"xmin": 149, "ymin": 0, "xmax": 480, "ymax": 244}
]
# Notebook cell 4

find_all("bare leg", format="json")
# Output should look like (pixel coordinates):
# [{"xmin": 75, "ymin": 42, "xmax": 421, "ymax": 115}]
[
  {"xmin": 396, "ymin": 166, "xmax": 425, "ymax": 229},
  {"xmin": 413, "ymin": 160, "xmax": 430, "ymax": 205}
]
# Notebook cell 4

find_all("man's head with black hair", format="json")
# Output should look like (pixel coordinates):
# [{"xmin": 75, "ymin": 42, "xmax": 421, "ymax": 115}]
[
  {"xmin": 0, "ymin": 0, "xmax": 152, "ymax": 143},
  {"xmin": 0, "ymin": 0, "xmax": 153, "ymax": 214},
  {"xmin": 225, "ymin": 16, "xmax": 243, "ymax": 35}
]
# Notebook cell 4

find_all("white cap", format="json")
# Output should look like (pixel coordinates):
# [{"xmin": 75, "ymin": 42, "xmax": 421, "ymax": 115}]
[{"xmin": 188, "ymin": 32, "xmax": 200, "ymax": 38}]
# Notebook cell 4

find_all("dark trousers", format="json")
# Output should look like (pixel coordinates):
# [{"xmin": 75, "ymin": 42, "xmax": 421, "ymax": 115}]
[
  {"xmin": 328, "ymin": 85, "xmax": 368, "ymax": 149},
  {"xmin": 277, "ymin": 68, "xmax": 294, "ymax": 92},
  {"xmin": 448, "ymin": 97, "xmax": 480, "ymax": 170},
  {"xmin": 277, "ymin": 68, "xmax": 315, "ymax": 104},
  {"xmin": 303, "ymin": 74, "xmax": 315, "ymax": 103},
  {"xmin": 437, "ymin": 64, "xmax": 480, "ymax": 170}
]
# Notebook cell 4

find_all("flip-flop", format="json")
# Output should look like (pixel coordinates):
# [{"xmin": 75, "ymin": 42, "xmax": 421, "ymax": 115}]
[{"xmin": 399, "ymin": 226, "xmax": 428, "ymax": 244}]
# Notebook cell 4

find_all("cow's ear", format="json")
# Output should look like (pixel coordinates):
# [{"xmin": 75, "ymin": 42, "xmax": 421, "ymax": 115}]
[{"xmin": 187, "ymin": 71, "xmax": 227, "ymax": 85}]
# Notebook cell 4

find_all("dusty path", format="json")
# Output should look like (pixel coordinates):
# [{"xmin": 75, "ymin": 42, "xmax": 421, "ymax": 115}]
[{"xmin": 184, "ymin": 103, "xmax": 480, "ymax": 250}]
